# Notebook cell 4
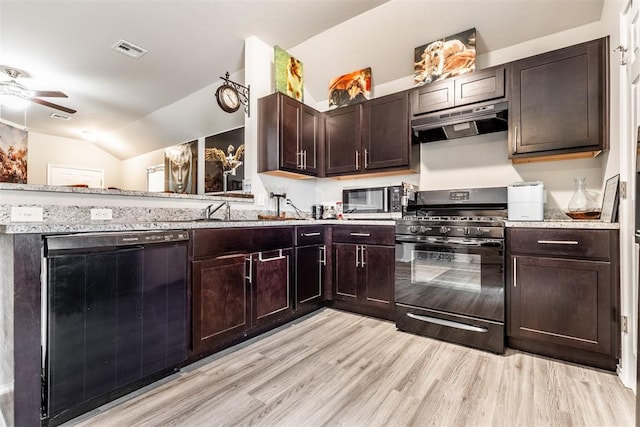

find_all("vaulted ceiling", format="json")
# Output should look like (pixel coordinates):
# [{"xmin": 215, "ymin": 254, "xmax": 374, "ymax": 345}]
[{"xmin": 0, "ymin": 0, "xmax": 604, "ymax": 160}]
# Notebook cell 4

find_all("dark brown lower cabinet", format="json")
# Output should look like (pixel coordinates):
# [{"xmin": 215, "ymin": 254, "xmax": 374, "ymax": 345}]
[
  {"xmin": 332, "ymin": 230, "xmax": 395, "ymax": 321},
  {"xmin": 507, "ymin": 227, "xmax": 619, "ymax": 371},
  {"xmin": 191, "ymin": 254, "xmax": 249, "ymax": 355},
  {"xmin": 251, "ymin": 248, "xmax": 294, "ymax": 329},
  {"xmin": 295, "ymin": 244, "xmax": 325, "ymax": 307}
]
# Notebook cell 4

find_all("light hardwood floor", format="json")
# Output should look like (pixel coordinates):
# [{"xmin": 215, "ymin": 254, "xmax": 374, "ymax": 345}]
[{"xmin": 69, "ymin": 309, "xmax": 634, "ymax": 427}]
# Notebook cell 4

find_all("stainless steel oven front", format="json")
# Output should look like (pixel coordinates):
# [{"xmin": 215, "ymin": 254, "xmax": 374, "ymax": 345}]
[{"xmin": 395, "ymin": 235, "xmax": 505, "ymax": 353}]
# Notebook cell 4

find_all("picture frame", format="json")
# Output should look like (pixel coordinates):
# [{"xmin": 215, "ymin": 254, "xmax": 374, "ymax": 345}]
[
  {"xmin": 600, "ymin": 174, "xmax": 620, "ymax": 223},
  {"xmin": 414, "ymin": 28, "xmax": 476, "ymax": 87}
]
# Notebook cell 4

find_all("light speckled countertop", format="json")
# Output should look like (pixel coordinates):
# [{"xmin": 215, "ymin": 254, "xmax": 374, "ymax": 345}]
[
  {"xmin": 505, "ymin": 220, "xmax": 619, "ymax": 229},
  {"xmin": 0, "ymin": 219, "xmax": 396, "ymax": 235}
]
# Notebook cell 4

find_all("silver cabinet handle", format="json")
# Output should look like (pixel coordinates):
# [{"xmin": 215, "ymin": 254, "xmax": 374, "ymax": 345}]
[
  {"xmin": 513, "ymin": 257, "xmax": 517, "ymax": 288},
  {"xmin": 355, "ymin": 150, "xmax": 360, "ymax": 170},
  {"xmin": 537, "ymin": 240, "xmax": 579, "ymax": 245},
  {"xmin": 258, "ymin": 249, "xmax": 285, "ymax": 262},
  {"xmin": 364, "ymin": 148, "xmax": 369, "ymax": 169},
  {"xmin": 320, "ymin": 245, "xmax": 327, "ymax": 266},
  {"xmin": 360, "ymin": 245, "xmax": 366, "ymax": 268},
  {"xmin": 513, "ymin": 126, "xmax": 518, "ymax": 154},
  {"xmin": 406, "ymin": 313, "xmax": 488, "ymax": 333},
  {"xmin": 297, "ymin": 151, "xmax": 303, "ymax": 169},
  {"xmin": 355, "ymin": 244, "xmax": 360, "ymax": 268},
  {"xmin": 301, "ymin": 232, "xmax": 321, "ymax": 237},
  {"xmin": 349, "ymin": 232, "xmax": 371, "ymax": 237},
  {"xmin": 245, "ymin": 255, "xmax": 252, "ymax": 284}
]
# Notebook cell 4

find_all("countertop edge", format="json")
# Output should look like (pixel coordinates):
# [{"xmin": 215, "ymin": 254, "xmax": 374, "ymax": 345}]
[
  {"xmin": 0, "ymin": 219, "xmax": 397, "ymax": 234},
  {"xmin": 505, "ymin": 220, "xmax": 619, "ymax": 229}
]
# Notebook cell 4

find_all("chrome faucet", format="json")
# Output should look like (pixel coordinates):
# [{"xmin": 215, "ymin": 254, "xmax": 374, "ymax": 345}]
[{"xmin": 204, "ymin": 201, "xmax": 230, "ymax": 221}]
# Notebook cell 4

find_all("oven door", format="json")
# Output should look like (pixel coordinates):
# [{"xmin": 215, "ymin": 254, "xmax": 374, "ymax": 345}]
[{"xmin": 395, "ymin": 236, "xmax": 505, "ymax": 322}]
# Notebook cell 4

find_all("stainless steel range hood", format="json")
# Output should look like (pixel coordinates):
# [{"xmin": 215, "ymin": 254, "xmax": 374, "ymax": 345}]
[{"xmin": 411, "ymin": 100, "xmax": 508, "ymax": 143}]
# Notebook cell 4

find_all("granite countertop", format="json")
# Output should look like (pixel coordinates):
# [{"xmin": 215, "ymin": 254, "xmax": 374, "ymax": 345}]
[
  {"xmin": 0, "ymin": 219, "xmax": 397, "ymax": 234},
  {"xmin": 505, "ymin": 220, "xmax": 619, "ymax": 229}
]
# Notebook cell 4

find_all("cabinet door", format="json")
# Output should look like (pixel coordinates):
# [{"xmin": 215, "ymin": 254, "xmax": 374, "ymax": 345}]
[
  {"xmin": 411, "ymin": 79, "xmax": 455, "ymax": 115},
  {"xmin": 280, "ymin": 95, "xmax": 301, "ymax": 171},
  {"xmin": 192, "ymin": 254, "xmax": 248, "ymax": 354},
  {"xmin": 300, "ymin": 104, "xmax": 320, "ymax": 174},
  {"xmin": 325, "ymin": 104, "xmax": 362, "ymax": 175},
  {"xmin": 361, "ymin": 245, "xmax": 395, "ymax": 308},
  {"xmin": 510, "ymin": 38, "xmax": 607, "ymax": 156},
  {"xmin": 509, "ymin": 255, "xmax": 612, "ymax": 354},
  {"xmin": 252, "ymin": 248, "xmax": 293, "ymax": 328},
  {"xmin": 362, "ymin": 92, "xmax": 410, "ymax": 170},
  {"xmin": 295, "ymin": 245, "xmax": 324, "ymax": 306},
  {"xmin": 454, "ymin": 66, "xmax": 505, "ymax": 106},
  {"xmin": 333, "ymin": 243, "xmax": 359, "ymax": 302}
]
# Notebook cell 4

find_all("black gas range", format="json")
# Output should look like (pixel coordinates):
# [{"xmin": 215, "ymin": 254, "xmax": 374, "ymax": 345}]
[{"xmin": 395, "ymin": 187, "xmax": 507, "ymax": 353}]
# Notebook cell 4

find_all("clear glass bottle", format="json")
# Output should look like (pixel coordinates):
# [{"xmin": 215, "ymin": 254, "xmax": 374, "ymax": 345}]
[{"xmin": 567, "ymin": 176, "xmax": 599, "ymax": 218}]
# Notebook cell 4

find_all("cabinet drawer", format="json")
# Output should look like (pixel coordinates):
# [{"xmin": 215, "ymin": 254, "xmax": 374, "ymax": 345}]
[
  {"xmin": 295, "ymin": 225, "xmax": 325, "ymax": 246},
  {"xmin": 193, "ymin": 227, "xmax": 293, "ymax": 258},
  {"xmin": 507, "ymin": 228, "xmax": 612, "ymax": 259},
  {"xmin": 332, "ymin": 225, "xmax": 394, "ymax": 245}
]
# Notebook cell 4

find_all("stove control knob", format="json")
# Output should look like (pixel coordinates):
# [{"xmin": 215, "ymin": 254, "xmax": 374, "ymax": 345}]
[
  {"xmin": 408, "ymin": 226, "xmax": 419, "ymax": 233},
  {"xmin": 439, "ymin": 226, "xmax": 450, "ymax": 234},
  {"xmin": 420, "ymin": 226, "xmax": 429, "ymax": 234},
  {"xmin": 474, "ymin": 228, "xmax": 484, "ymax": 236},
  {"xmin": 464, "ymin": 227, "xmax": 470, "ymax": 235}
]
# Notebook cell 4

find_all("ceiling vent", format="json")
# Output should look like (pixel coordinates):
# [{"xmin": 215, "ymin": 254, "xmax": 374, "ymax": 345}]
[
  {"xmin": 111, "ymin": 39, "xmax": 148, "ymax": 59},
  {"xmin": 50, "ymin": 112, "xmax": 71, "ymax": 120}
]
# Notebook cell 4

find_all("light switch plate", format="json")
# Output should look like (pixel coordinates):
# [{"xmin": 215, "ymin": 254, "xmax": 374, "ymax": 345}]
[
  {"xmin": 11, "ymin": 206, "xmax": 44, "ymax": 222},
  {"xmin": 257, "ymin": 194, "xmax": 266, "ymax": 207},
  {"xmin": 90, "ymin": 208, "xmax": 113, "ymax": 220}
]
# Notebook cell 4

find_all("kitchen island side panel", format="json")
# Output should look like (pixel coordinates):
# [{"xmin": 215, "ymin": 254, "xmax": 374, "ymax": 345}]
[{"xmin": 13, "ymin": 234, "xmax": 42, "ymax": 427}]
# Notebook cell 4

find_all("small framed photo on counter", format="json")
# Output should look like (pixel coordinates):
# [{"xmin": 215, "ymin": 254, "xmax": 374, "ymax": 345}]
[{"xmin": 600, "ymin": 174, "xmax": 620, "ymax": 223}]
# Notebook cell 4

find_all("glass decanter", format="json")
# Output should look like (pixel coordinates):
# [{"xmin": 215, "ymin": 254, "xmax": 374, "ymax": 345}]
[{"xmin": 567, "ymin": 177, "xmax": 600, "ymax": 219}]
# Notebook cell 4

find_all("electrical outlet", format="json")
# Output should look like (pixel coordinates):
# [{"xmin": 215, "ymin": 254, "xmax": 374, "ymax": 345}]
[
  {"xmin": 91, "ymin": 208, "xmax": 113, "ymax": 220},
  {"xmin": 10, "ymin": 206, "xmax": 43, "ymax": 222}
]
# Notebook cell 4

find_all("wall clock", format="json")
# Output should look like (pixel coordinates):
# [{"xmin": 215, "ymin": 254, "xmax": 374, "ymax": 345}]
[{"xmin": 215, "ymin": 84, "xmax": 241, "ymax": 113}]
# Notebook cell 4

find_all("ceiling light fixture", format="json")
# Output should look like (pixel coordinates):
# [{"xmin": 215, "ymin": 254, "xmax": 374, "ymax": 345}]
[
  {"xmin": 0, "ymin": 90, "xmax": 30, "ymax": 110},
  {"xmin": 0, "ymin": 69, "xmax": 32, "ymax": 110}
]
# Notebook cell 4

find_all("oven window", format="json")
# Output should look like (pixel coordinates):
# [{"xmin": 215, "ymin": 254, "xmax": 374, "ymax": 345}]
[{"xmin": 411, "ymin": 250, "xmax": 481, "ymax": 292}]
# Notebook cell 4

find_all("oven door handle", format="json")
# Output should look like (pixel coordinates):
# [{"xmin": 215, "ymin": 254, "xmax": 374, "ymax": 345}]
[
  {"xmin": 395, "ymin": 235, "xmax": 503, "ymax": 248},
  {"xmin": 406, "ymin": 313, "xmax": 488, "ymax": 333}
]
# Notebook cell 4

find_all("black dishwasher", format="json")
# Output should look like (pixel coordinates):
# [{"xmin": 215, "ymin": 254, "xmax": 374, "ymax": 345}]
[{"xmin": 43, "ymin": 230, "xmax": 189, "ymax": 426}]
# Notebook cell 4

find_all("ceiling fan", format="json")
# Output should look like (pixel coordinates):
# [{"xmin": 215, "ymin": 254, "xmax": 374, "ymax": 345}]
[{"xmin": 0, "ymin": 68, "xmax": 76, "ymax": 114}]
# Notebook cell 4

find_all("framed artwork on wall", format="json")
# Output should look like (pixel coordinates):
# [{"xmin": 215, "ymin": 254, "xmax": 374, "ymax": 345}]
[
  {"xmin": 274, "ymin": 46, "xmax": 304, "ymax": 101},
  {"xmin": 164, "ymin": 140, "xmax": 197, "ymax": 194},
  {"xmin": 0, "ymin": 121, "xmax": 28, "ymax": 183},
  {"xmin": 414, "ymin": 27, "xmax": 477, "ymax": 86},
  {"xmin": 204, "ymin": 127, "xmax": 245, "ymax": 194},
  {"xmin": 328, "ymin": 67, "xmax": 371, "ymax": 109}
]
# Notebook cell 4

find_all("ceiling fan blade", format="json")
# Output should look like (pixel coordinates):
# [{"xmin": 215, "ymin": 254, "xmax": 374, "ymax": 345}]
[
  {"xmin": 32, "ymin": 90, "xmax": 67, "ymax": 98},
  {"xmin": 31, "ymin": 98, "xmax": 76, "ymax": 114}
]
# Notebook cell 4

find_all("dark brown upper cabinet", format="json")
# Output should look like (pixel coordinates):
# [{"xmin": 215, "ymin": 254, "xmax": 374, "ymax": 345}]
[
  {"xmin": 509, "ymin": 37, "xmax": 609, "ymax": 163},
  {"xmin": 325, "ymin": 91, "xmax": 419, "ymax": 177},
  {"xmin": 411, "ymin": 66, "xmax": 506, "ymax": 115},
  {"xmin": 258, "ymin": 92, "xmax": 323, "ymax": 178}
]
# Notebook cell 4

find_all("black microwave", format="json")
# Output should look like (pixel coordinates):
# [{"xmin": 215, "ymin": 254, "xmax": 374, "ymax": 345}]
[{"xmin": 342, "ymin": 185, "xmax": 403, "ymax": 219}]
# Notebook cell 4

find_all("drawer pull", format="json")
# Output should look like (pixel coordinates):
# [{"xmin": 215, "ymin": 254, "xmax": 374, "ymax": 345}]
[
  {"xmin": 537, "ymin": 240, "xmax": 579, "ymax": 245},
  {"xmin": 350, "ymin": 232, "xmax": 371, "ymax": 237},
  {"xmin": 301, "ymin": 232, "xmax": 321, "ymax": 237},
  {"xmin": 258, "ymin": 249, "xmax": 285, "ymax": 262},
  {"xmin": 406, "ymin": 313, "xmax": 488, "ymax": 333}
]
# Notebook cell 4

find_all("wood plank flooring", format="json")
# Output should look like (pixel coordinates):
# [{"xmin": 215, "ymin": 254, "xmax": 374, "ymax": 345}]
[{"xmin": 69, "ymin": 309, "xmax": 634, "ymax": 427}]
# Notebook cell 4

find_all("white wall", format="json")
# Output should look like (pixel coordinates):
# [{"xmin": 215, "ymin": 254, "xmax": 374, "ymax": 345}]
[
  {"xmin": 121, "ymin": 146, "xmax": 165, "ymax": 191},
  {"xmin": 27, "ymin": 131, "xmax": 124, "ymax": 189}
]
